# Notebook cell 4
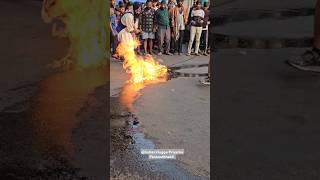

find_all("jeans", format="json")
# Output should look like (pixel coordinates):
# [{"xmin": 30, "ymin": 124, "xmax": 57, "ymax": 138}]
[
  {"xmin": 201, "ymin": 30, "xmax": 208, "ymax": 51},
  {"xmin": 110, "ymin": 33, "xmax": 118, "ymax": 54},
  {"xmin": 187, "ymin": 26, "xmax": 202, "ymax": 54},
  {"xmin": 158, "ymin": 26, "xmax": 171, "ymax": 53},
  {"xmin": 175, "ymin": 30, "xmax": 185, "ymax": 53}
]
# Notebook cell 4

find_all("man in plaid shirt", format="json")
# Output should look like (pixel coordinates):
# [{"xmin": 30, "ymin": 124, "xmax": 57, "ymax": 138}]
[{"xmin": 140, "ymin": 0, "xmax": 156, "ymax": 55}]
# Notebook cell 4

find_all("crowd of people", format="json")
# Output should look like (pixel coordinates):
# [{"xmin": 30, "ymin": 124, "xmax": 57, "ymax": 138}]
[{"xmin": 110, "ymin": 0, "xmax": 210, "ymax": 59}]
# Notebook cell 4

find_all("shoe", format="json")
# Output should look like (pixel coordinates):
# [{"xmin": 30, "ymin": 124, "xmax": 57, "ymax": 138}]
[
  {"xmin": 166, "ymin": 52, "xmax": 173, "ymax": 56},
  {"xmin": 200, "ymin": 77, "xmax": 211, "ymax": 85},
  {"xmin": 178, "ymin": 53, "xmax": 182, "ymax": 56},
  {"xmin": 287, "ymin": 49, "xmax": 320, "ymax": 67},
  {"xmin": 186, "ymin": 53, "xmax": 191, "ymax": 56},
  {"xmin": 157, "ymin": 52, "xmax": 163, "ymax": 56},
  {"xmin": 195, "ymin": 53, "xmax": 201, "ymax": 56}
]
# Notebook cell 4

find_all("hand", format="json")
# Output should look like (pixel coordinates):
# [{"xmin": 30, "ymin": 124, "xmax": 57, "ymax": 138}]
[
  {"xmin": 134, "ymin": 29, "xmax": 141, "ymax": 34},
  {"xmin": 153, "ymin": 27, "xmax": 157, "ymax": 32}
]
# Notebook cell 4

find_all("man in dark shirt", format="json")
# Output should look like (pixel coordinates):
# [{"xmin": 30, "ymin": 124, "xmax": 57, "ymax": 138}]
[
  {"xmin": 155, "ymin": 0, "xmax": 172, "ymax": 56},
  {"xmin": 140, "ymin": 0, "xmax": 156, "ymax": 55},
  {"xmin": 200, "ymin": 2, "xmax": 210, "ymax": 55}
]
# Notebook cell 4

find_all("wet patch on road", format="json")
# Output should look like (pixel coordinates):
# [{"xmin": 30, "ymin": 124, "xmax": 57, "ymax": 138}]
[{"xmin": 110, "ymin": 91, "xmax": 206, "ymax": 179}]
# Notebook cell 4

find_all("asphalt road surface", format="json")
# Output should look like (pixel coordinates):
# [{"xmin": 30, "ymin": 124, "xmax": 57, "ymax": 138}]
[{"xmin": 213, "ymin": 48, "xmax": 320, "ymax": 179}]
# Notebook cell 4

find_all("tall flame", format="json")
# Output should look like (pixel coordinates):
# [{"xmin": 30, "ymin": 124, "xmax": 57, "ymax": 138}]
[
  {"xmin": 41, "ymin": 0, "xmax": 107, "ymax": 68},
  {"xmin": 116, "ymin": 39, "xmax": 168, "ymax": 84}
]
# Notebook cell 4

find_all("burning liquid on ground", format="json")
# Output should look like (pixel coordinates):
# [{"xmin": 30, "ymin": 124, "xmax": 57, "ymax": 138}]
[{"xmin": 116, "ymin": 39, "xmax": 168, "ymax": 111}]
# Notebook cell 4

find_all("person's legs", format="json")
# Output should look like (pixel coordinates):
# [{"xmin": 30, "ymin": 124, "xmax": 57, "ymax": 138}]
[
  {"xmin": 149, "ymin": 38, "xmax": 154, "ymax": 54},
  {"xmin": 179, "ymin": 30, "xmax": 184, "ymax": 54},
  {"xmin": 202, "ymin": 30, "xmax": 208, "ymax": 55},
  {"xmin": 188, "ymin": 26, "xmax": 196, "ymax": 55},
  {"xmin": 194, "ymin": 27, "xmax": 203, "ymax": 55},
  {"xmin": 143, "ymin": 39, "xmax": 148, "ymax": 54},
  {"xmin": 113, "ymin": 36, "xmax": 118, "ymax": 55},
  {"xmin": 110, "ymin": 33, "xmax": 114, "ymax": 54},
  {"xmin": 165, "ymin": 28, "xmax": 171, "ymax": 54},
  {"xmin": 175, "ymin": 36, "xmax": 179, "ymax": 53},
  {"xmin": 158, "ymin": 28, "xmax": 165, "ymax": 55},
  {"xmin": 208, "ymin": 57, "xmax": 211, "ymax": 78}
]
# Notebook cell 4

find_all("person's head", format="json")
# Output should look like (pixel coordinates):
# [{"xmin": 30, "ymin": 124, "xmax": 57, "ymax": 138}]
[
  {"xmin": 168, "ymin": 0, "xmax": 175, "ymax": 9},
  {"xmin": 133, "ymin": 2, "xmax": 141, "ymax": 16},
  {"xmin": 119, "ymin": 4, "xmax": 126, "ymax": 14},
  {"xmin": 195, "ymin": 1, "xmax": 201, "ymax": 10},
  {"xmin": 146, "ymin": 0, "xmax": 153, "ymax": 9},
  {"xmin": 111, "ymin": 0, "xmax": 115, "ymax": 7},
  {"xmin": 193, "ymin": 0, "xmax": 198, "ymax": 8},
  {"xmin": 115, "ymin": 7, "xmax": 121, "ymax": 16},
  {"xmin": 203, "ymin": 2, "xmax": 209, "ymax": 10},
  {"xmin": 152, "ymin": 0, "xmax": 158, "ymax": 7},
  {"xmin": 160, "ymin": 0, "xmax": 167, "ymax": 10},
  {"xmin": 126, "ymin": 2, "xmax": 133, "ymax": 11},
  {"xmin": 123, "ymin": 0, "xmax": 129, "ymax": 4},
  {"xmin": 177, "ymin": 0, "xmax": 183, "ymax": 7}
]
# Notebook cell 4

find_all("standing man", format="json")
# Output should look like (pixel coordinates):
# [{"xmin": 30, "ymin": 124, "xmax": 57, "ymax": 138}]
[
  {"xmin": 172, "ymin": 0, "xmax": 188, "ymax": 55},
  {"xmin": 152, "ymin": 0, "xmax": 160, "ymax": 51},
  {"xmin": 133, "ymin": 2, "xmax": 142, "ymax": 54},
  {"xmin": 168, "ymin": 0, "xmax": 176, "ymax": 53},
  {"xmin": 140, "ymin": 0, "xmax": 156, "ymax": 55},
  {"xmin": 201, "ymin": 2, "xmax": 210, "ymax": 56},
  {"xmin": 110, "ymin": 7, "xmax": 120, "ymax": 58},
  {"xmin": 155, "ymin": 0, "xmax": 172, "ymax": 56},
  {"xmin": 187, "ymin": 1, "xmax": 204, "ymax": 56}
]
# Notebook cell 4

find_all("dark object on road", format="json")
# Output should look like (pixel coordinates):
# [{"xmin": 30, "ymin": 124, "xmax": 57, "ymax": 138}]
[
  {"xmin": 167, "ymin": 63, "xmax": 209, "ymax": 80},
  {"xmin": 286, "ymin": 49, "xmax": 320, "ymax": 73},
  {"xmin": 286, "ymin": 60, "xmax": 320, "ymax": 73}
]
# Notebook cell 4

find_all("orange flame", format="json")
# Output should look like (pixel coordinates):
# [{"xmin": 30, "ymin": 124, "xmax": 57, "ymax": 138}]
[
  {"xmin": 116, "ymin": 39, "xmax": 168, "ymax": 84},
  {"xmin": 41, "ymin": 0, "xmax": 107, "ymax": 68}
]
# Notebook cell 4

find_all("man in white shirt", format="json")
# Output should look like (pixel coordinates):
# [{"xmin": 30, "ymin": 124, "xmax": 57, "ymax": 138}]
[{"xmin": 187, "ymin": 1, "xmax": 204, "ymax": 56}]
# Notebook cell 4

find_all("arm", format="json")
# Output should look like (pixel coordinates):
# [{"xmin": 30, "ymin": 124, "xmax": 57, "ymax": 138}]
[
  {"xmin": 183, "ymin": 7, "xmax": 188, "ymax": 24},
  {"xmin": 171, "ymin": 8, "xmax": 175, "ymax": 27},
  {"xmin": 110, "ymin": 17, "xmax": 117, "ymax": 36},
  {"xmin": 154, "ymin": 10, "xmax": 158, "ymax": 30}
]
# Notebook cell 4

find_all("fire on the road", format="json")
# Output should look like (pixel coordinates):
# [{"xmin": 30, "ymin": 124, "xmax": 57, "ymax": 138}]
[{"xmin": 116, "ymin": 39, "xmax": 168, "ymax": 84}]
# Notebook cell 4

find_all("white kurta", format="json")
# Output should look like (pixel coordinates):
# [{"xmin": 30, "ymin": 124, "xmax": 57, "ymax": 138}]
[{"xmin": 117, "ymin": 13, "xmax": 135, "ymax": 43}]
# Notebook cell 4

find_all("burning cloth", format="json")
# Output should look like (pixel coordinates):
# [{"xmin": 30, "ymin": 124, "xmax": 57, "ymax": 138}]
[{"xmin": 118, "ymin": 12, "xmax": 135, "ymax": 43}]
